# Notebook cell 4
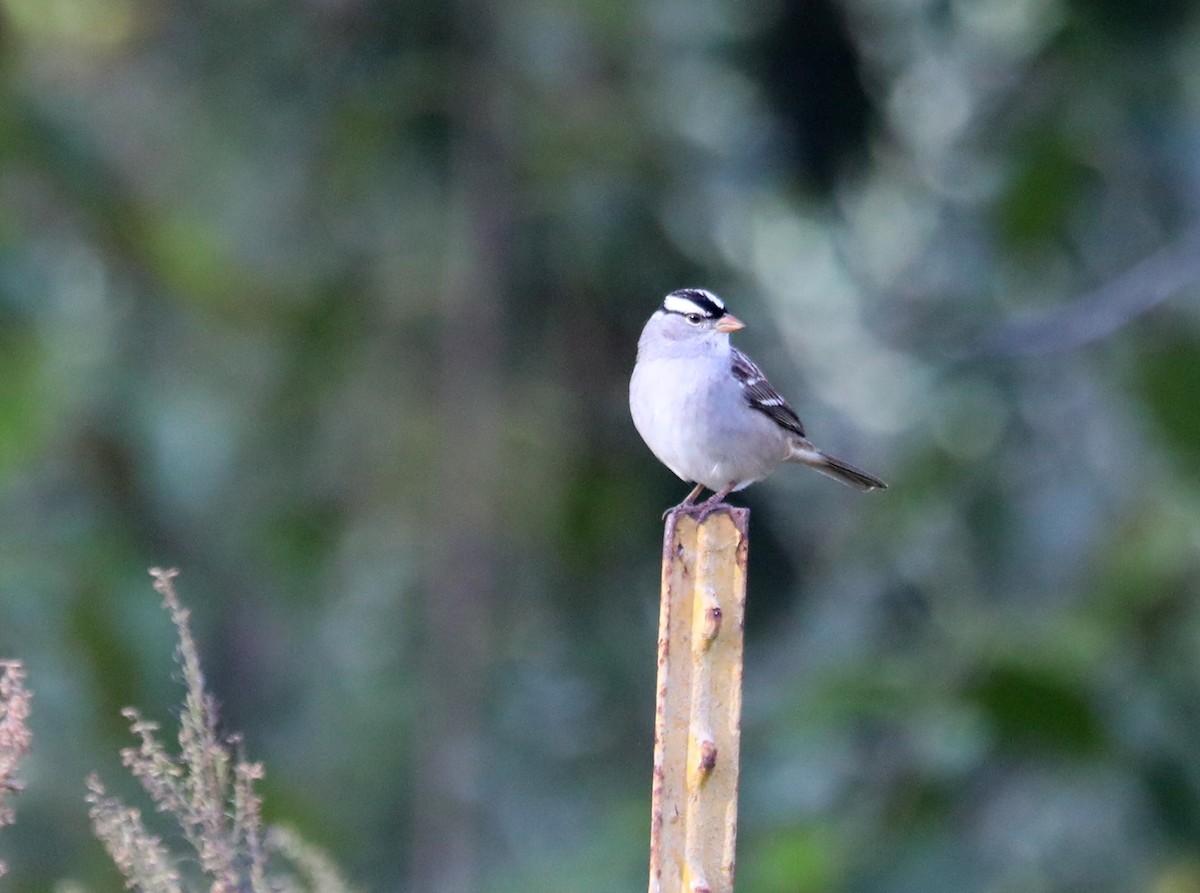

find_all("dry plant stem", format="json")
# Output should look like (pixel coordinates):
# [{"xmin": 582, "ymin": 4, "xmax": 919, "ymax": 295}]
[
  {"xmin": 85, "ymin": 775, "xmax": 184, "ymax": 893},
  {"xmin": 88, "ymin": 567, "xmax": 355, "ymax": 893},
  {"xmin": 267, "ymin": 827, "xmax": 359, "ymax": 893},
  {"xmin": 147, "ymin": 566, "xmax": 236, "ymax": 882},
  {"xmin": 0, "ymin": 660, "xmax": 32, "ymax": 879},
  {"xmin": 650, "ymin": 508, "xmax": 748, "ymax": 893}
]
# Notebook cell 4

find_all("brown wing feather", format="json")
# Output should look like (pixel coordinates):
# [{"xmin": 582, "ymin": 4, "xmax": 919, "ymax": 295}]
[{"xmin": 730, "ymin": 347, "xmax": 806, "ymax": 437}]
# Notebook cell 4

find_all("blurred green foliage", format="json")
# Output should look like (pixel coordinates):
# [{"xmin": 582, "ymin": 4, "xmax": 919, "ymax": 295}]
[{"xmin": 1, "ymin": 0, "xmax": 1200, "ymax": 891}]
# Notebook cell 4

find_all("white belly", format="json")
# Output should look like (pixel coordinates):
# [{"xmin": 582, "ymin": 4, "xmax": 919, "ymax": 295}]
[{"xmin": 630, "ymin": 355, "xmax": 789, "ymax": 491}]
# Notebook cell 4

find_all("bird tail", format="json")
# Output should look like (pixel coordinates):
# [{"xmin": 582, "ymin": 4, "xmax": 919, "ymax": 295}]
[{"xmin": 788, "ymin": 440, "xmax": 888, "ymax": 491}]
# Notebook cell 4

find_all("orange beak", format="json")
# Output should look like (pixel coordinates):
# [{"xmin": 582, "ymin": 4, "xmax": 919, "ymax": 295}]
[{"xmin": 715, "ymin": 314, "xmax": 745, "ymax": 333}]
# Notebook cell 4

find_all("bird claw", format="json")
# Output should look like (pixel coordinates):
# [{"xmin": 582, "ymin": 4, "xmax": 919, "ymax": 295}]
[
  {"xmin": 662, "ymin": 503, "xmax": 693, "ymax": 521},
  {"xmin": 692, "ymin": 499, "xmax": 731, "ymax": 523},
  {"xmin": 664, "ymin": 498, "xmax": 730, "ymax": 523}
]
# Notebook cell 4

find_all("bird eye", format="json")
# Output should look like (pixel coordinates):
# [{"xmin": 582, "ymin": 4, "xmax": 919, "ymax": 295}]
[{"xmin": 685, "ymin": 313, "xmax": 703, "ymax": 324}]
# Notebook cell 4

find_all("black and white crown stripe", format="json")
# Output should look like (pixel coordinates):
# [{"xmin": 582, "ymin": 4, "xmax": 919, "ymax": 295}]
[{"xmin": 661, "ymin": 288, "xmax": 727, "ymax": 320}]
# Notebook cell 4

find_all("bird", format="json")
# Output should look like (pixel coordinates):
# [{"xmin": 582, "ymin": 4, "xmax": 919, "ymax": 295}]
[{"xmin": 630, "ymin": 288, "xmax": 887, "ymax": 518}]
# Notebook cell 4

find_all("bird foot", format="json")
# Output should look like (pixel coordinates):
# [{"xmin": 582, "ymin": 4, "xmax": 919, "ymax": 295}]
[
  {"xmin": 662, "ymin": 504, "xmax": 684, "ymax": 521},
  {"xmin": 664, "ymin": 497, "xmax": 733, "ymax": 523},
  {"xmin": 693, "ymin": 498, "xmax": 733, "ymax": 523}
]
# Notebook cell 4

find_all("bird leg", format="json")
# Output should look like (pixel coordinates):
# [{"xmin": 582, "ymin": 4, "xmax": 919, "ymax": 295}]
[
  {"xmin": 663, "ymin": 483, "xmax": 707, "ymax": 520},
  {"xmin": 666, "ymin": 483, "xmax": 735, "ymax": 522}
]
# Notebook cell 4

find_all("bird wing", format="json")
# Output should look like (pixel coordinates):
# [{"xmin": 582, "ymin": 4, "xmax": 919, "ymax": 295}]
[{"xmin": 730, "ymin": 347, "xmax": 806, "ymax": 438}]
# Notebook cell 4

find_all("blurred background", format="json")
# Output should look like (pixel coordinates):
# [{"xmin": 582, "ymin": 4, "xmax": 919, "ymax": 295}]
[{"xmin": 2, "ymin": 0, "xmax": 1200, "ymax": 890}]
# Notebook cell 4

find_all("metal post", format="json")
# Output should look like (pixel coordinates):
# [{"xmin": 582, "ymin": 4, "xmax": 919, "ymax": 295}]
[{"xmin": 649, "ymin": 507, "xmax": 749, "ymax": 893}]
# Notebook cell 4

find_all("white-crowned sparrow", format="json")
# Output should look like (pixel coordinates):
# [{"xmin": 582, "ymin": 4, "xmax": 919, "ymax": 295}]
[{"xmin": 630, "ymin": 288, "xmax": 887, "ymax": 516}]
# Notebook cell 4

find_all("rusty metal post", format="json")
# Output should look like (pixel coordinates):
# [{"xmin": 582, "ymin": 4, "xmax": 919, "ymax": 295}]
[{"xmin": 649, "ymin": 507, "xmax": 749, "ymax": 893}]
